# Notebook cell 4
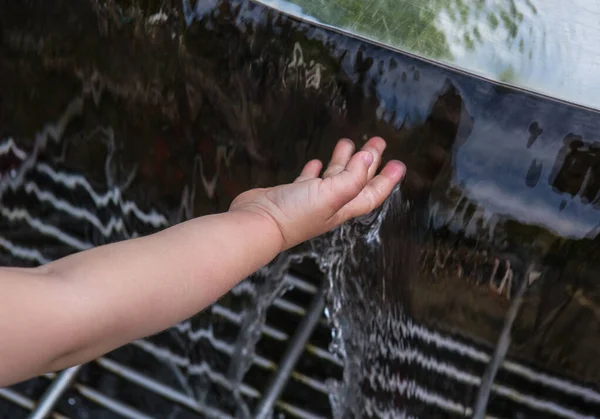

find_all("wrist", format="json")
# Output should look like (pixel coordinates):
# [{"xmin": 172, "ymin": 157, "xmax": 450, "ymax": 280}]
[{"xmin": 226, "ymin": 206, "xmax": 287, "ymax": 254}]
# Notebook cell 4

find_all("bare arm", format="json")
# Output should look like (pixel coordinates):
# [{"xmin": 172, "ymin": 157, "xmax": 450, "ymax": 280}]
[
  {"xmin": 0, "ymin": 137, "xmax": 405, "ymax": 386},
  {"xmin": 0, "ymin": 211, "xmax": 282, "ymax": 385}
]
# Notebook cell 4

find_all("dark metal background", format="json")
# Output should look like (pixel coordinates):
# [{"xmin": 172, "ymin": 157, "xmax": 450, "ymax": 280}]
[{"xmin": 0, "ymin": 0, "xmax": 599, "ymax": 417}]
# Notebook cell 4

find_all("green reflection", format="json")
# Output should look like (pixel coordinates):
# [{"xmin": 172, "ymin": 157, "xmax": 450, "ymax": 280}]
[
  {"xmin": 290, "ymin": 0, "xmax": 452, "ymax": 59},
  {"xmin": 287, "ymin": 0, "xmax": 533, "ymax": 76}
]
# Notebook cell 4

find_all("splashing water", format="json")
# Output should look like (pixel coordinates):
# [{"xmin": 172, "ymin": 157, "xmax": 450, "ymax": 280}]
[
  {"xmin": 227, "ymin": 251, "xmax": 313, "ymax": 418},
  {"xmin": 309, "ymin": 186, "xmax": 420, "ymax": 418}
]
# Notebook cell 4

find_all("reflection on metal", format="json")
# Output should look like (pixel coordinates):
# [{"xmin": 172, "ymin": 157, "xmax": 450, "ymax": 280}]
[
  {"xmin": 255, "ymin": 283, "xmax": 327, "ymax": 419},
  {"xmin": 285, "ymin": 273, "xmax": 319, "ymax": 294},
  {"xmin": 95, "ymin": 357, "xmax": 230, "ymax": 418},
  {"xmin": 0, "ymin": 388, "xmax": 34, "ymax": 411},
  {"xmin": 28, "ymin": 366, "xmax": 81, "ymax": 419},
  {"xmin": 473, "ymin": 266, "xmax": 535, "ymax": 418},
  {"xmin": 73, "ymin": 383, "xmax": 152, "ymax": 419},
  {"xmin": 0, "ymin": 388, "xmax": 68, "ymax": 419},
  {"xmin": 257, "ymin": 0, "xmax": 600, "ymax": 111},
  {"xmin": 1, "ymin": 0, "xmax": 600, "ymax": 417}
]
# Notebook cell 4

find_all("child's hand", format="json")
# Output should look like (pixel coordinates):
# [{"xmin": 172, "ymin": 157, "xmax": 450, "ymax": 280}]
[{"xmin": 229, "ymin": 137, "xmax": 406, "ymax": 250}]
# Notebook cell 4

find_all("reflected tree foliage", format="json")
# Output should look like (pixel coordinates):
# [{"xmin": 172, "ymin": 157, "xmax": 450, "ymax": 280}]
[{"xmin": 287, "ymin": 0, "xmax": 536, "ymax": 66}]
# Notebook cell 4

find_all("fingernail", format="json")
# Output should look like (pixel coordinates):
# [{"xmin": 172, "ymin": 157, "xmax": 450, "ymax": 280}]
[
  {"xmin": 389, "ymin": 160, "xmax": 406, "ymax": 179},
  {"xmin": 362, "ymin": 152, "xmax": 374, "ymax": 166}
]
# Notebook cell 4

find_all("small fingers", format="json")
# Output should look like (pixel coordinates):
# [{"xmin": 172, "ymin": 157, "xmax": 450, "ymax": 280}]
[
  {"xmin": 323, "ymin": 136, "xmax": 387, "ymax": 180},
  {"xmin": 324, "ymin": 150, "xmax": 374, "ymax": 213},
  {"xmin": 360, "ymin": 136, "xmax": 387, "ymax": 179},
  {"xmin": 294, "ymin": 159, "xmax": 323, "ymax": 183},
  {"xmin": 322, "ymin": 139, "xmax": 355, "ymax": 178},
  {"xmin": 335, "ymin": 160, "xmax": 406, "ymax": 223}
]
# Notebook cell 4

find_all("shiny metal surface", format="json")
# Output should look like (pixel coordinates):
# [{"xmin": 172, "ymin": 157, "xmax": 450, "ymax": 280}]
[
  {"xmin": 0, "ymin": 387, "xmax": 67, "ymax": 419},
  {"xmin": 259, "ymin": 0, "xmax": 600, "ymax": 112},
  {"xmin": 255, "ymin": 283, "xmax": 327, "ymax": 419},
  {"xmin": 29, "ymin": 367, "xmax": 81, "ymax": 419},
  {"xmin": 0, "ymin": 0, "xmax": 599, "ymax": 417}
]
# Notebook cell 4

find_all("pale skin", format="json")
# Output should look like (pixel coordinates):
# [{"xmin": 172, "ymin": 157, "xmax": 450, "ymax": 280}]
[{"xmin": 0, "ymin": 137, "xmax": 405, "ymax": 386}]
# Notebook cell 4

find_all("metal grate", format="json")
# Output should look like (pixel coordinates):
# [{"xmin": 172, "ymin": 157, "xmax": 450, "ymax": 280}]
[
  {"xmin": 0, "ymin": 121, "xmax": 342, "ymax": 418},
  {"xmin": 0, "ymin": 270, "xmax": 342, "ymax": 419},
  {"xmin": 2, "ymin": 130, "xmax": 600, "ymax": 418}
]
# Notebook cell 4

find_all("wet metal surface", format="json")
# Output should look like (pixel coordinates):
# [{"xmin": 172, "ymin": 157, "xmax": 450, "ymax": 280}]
[
  {"xmin": 260, "ymin": 0, "xmax": 600, "ymax": 112},
  {"xmin": 0, "ymin": 0, "xmax": 599, "ymax": 417}
]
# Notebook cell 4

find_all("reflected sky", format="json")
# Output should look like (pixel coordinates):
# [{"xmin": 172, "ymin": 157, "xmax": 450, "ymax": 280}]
[
  {"xmin": 251, "ymin": 0, "xmax": 600, "ymax": 240},
  {"xmin": 257, "ymin": 0, "xmax": 600, "ymax": 112},
  {"xmin": 449, "ymin": 81, "xmax": 600, "ymax": 240}
]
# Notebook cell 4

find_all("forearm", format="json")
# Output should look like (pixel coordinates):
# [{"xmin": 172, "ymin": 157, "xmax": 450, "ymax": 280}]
[{"xmin": 0, "ymin": 210, "xmax": 283, "ymax": 385}]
